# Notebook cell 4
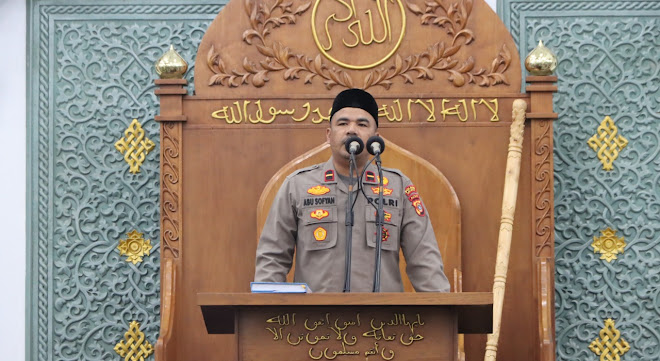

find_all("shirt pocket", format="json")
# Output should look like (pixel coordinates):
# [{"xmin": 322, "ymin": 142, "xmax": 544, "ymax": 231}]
[
  {"xmin": 299, "ymin": 207, "xmax": 338, "ymax": 251},
  {"xmin": 365, "ymin": 206, "xmax": 401, "ymax": 252}
]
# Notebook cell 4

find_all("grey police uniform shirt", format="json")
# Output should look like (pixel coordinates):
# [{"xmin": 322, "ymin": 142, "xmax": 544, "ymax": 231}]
[{"xmin": 254, "ymin": 158, "xmax": 451, "ymax": 292}]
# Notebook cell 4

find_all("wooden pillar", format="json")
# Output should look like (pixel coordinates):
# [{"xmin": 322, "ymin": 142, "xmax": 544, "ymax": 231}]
[
  {"xmin": 154, "ymin": 78, "xmax": 187, "ymax": 361},
  {"xmin": 526, "ymin": 75, "xmax": 558, "ymax": 361}
]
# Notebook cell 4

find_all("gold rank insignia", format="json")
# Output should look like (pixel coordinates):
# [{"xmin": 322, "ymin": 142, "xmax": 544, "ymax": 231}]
[
  {"xmin": 365, "ymin": 171, "xmax": 376, "ymax": 183},
  {"xmin": 376, "ymin": 176, "xmax": 389, "ymax": 186},
  {"xmin": 324, "ymin": 170, "xmax": 335, "ymax": 182},
  {"xmin": 314, "ymin": 227, "xmax": 327, "ymax": 241},
  {"xmin": 307, "ymin": 185, "xmax": 330, "ymax": 195},
  {"xmin": 310, "ymin": 209, "xmax": 329, "ymax": 220},
  {"xmin": 371, "ymin": 186, "xmax": 393, "ymax": 196}
]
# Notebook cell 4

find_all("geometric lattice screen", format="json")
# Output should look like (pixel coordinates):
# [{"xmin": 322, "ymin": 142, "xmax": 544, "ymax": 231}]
[
  {"xmin": 501, "ymin": 1, "xmax": 660, "ymax": 360},
  {"xmin": 26, "ymin": 1, "xmax": 224, "ymax": 360}
]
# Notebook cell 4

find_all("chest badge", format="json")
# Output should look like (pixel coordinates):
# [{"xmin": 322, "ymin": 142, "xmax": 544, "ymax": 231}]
[
  {"xmin": 376, "ymin": 226, "xmax": 390, "ymax": 242},
  {"xmin": 371, "ymin": 186, "xmax": 394, "ymax": 196},
  {"xmin": 376, "ymin": 176, "xmax": 389, "ymax": 186},
  {"xmin": 314, "ymin": 227, "xmax": 327, "ymax": 241},
  {"xmin": 307, "ymin": 185, "xmax": 330, "ymax": 195},
  {"xmin": 310, "ymin": 209, "xmax": 329, "ymax": 220},
  {"xmin": 374, "ymin": 210, "xmax": 392, "ymax": 222}
]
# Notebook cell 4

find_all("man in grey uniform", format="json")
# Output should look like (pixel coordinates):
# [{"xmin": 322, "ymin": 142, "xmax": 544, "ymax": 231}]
[{"xmin": 255, "ymin": 89, "xmax": 450, "ymax": 292}]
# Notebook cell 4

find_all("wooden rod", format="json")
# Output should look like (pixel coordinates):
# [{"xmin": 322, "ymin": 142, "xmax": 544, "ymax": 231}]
[{"xmin": 484, "ymin": 99, "xmax": 528, "ymax": 361}]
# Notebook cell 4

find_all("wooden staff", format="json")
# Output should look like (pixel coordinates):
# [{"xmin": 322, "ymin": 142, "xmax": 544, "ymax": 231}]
[{"xmin": 484, "ymin": 99, "xmax": 527, "ymax": 361}]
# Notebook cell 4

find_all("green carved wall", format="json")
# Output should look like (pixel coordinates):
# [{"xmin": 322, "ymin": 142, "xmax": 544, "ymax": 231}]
[
  {"xmin": 500, "ymin": 0, "xmax": 660, "ymax": 360},
  {"xmin": 26, "ymin": 1, "xmax": 224, "ymax": 360},
  {"xmin": 27, "ymin": 0, "xmax": 660, "ymax": 360}
]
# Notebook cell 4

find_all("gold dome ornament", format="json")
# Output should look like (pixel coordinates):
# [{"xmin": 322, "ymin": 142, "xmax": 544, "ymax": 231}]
[
  {"xmin": 155, "ymin": 45, "xmax": 188, "ymax": 79},
  {"xmin": 525, "ymin": 40, "xmax": 557, "ymax": 76}
]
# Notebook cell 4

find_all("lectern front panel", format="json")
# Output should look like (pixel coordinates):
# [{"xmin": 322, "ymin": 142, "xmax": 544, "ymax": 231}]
[{"xmin": 238, "ymin": 306, "xmax": 457, "ymax": 361}]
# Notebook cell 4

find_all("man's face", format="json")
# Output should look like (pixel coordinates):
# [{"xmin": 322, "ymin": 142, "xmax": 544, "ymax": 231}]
[{"xmin": 326, "ymin": 107, "xmax": 378, "ymax": 164}]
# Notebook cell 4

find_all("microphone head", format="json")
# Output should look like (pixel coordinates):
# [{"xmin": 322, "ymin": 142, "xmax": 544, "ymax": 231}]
[
  {"xmin": 344, "ymin": 136, "xmax": 364, "ymax": 154},
  {"xmin": 366, "ymin": 136, "xmax": 385, "ymax": 155}
]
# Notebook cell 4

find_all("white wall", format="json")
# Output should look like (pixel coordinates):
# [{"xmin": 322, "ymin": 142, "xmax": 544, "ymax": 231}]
[
  {"xmin": 0, "ymin": 0, "xmax": 26, "ymax": 359},
  {"xmin": 0, "ymin": 1, "xmax": 496, "ymax": 360}
]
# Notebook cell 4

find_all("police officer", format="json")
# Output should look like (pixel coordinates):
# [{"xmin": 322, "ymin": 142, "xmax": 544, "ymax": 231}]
[{"xmin": 255, "ymin": 89, "xmax": 450, "ymax": 292}]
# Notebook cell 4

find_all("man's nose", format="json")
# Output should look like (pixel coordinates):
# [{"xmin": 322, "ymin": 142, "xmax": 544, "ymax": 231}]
[{"xmin": 346, "ymin": 122, "xmax": 358, "ymax": 134}]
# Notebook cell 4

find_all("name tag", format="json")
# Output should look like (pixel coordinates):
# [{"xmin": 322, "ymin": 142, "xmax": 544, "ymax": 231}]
[{"xmin": 303, "ymin": 196, "xmax": 336, "ymax": 207}]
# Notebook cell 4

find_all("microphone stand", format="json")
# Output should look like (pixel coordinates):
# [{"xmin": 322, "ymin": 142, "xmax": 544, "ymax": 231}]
[
  {"xmin": 343, "ymin": 151, "xmax": 356, "ymax": 292},
  {"xmin": 372, "ymin": 152, "xmax": 384, "ymax": 292}
]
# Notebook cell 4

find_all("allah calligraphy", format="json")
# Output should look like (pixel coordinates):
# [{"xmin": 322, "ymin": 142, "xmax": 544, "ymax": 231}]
[
  {"xmin": 206, "ymin": 0, "xmax": 510, "ymax": 89},
  {"xmin": 311, "ymin": 0, "xmax": 406, "ymax": 69},
  {"xmin": 211, "ymin": 97, "xmax": 500, "ymax": 124},
  {"xmin": 263, "ymin": 312, "xmax": 426, "ymax": 360}
]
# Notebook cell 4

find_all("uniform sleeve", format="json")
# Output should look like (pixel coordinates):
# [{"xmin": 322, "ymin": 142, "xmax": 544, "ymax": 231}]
[
  {"xmin": 399, "ymin": 177, "xmax": 451, "ymax": 292},
  {"xmin": 254, "ymin": 178, "xmax": 298, "ymax": 282}
]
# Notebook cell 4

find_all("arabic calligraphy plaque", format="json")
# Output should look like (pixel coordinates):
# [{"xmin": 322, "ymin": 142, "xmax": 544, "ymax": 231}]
[{"xmin": 239, "ymin": 307, "xmax": 456, "ymax": 361}]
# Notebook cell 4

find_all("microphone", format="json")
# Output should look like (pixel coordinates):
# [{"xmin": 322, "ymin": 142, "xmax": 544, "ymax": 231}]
[
  {"xmin": 345, "ymin": 136, "xmax": 364, "ymax": 155},
  {"xmin": 366, "ymin": 136, "xmax": 385, "ymax": 155}
]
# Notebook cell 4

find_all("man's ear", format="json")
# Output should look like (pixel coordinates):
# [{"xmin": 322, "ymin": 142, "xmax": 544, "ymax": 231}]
[{"xmin": 326, "ymin": 127, "xmax": 331, "ymax": 144}]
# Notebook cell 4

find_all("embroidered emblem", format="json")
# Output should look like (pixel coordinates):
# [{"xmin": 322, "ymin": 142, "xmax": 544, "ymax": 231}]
[
  {"xmin": 375, "ymin": 210, "xmax": 392, "ymax": 222},
  {"xmin": 412, "ymin": 199, "xmax": 425, "ymax": 217},
  {"xmin": 376, "ymin": 176, "xmax": 389, "ymax": 186},
  {"xmin": 314, "ymin": 227, "xmax": 327, "ymax": 241},
  {"xmin": 310, "ymin": 209, "xmax": 329, "ymax": 220},
  {"xmin": 404, "ymin": 185, "xmax": 417, "ymax": 196},
  {"xmin": 365, "ymin": 171, "xmax": 376, "ymax": 183},
  {"xmin": 376, "ymin": 226, "xmax": 390, "ymax": 242},
  {"xmin": 408, "ymin": 193, "xmax": 420, "ymax": 203},
  {"xmin": 307, "ymin": 185, "xmax": 330, "ymax": 195},
  {"xmin": 324, "ymin": 170, "xmax": 335, "ymax": 182},
  {"xmin": 371, "ymin": 186, "xmax": 393, "ymax": 196}
]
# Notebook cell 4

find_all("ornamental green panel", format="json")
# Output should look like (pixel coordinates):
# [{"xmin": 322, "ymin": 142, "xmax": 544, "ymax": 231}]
[
  {"xmin": 26, "ymin": 2, "xmax": 225, "ymax": 360},
  {"xmin": 500, "ymin": 1, "xmax": 660, "ymax": 360}
]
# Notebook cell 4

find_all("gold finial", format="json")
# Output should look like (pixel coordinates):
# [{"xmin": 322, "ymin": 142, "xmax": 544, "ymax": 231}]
[
  {"xmin": 525, "ymin": 40, "xmax": 557, "ymax": 76},
  {"xmin": 155, "ymin": 45, "xmax": 188, "ymax": 79}
]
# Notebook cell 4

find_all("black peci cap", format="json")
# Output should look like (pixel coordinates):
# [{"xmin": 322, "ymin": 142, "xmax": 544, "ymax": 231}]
[{"xmin": 330, "ymin": 88, "xmax": 379, "ymax": 127}]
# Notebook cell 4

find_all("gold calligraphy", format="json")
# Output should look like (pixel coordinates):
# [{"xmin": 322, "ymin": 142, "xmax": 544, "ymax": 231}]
[
  {"xmin": 211, "ymin": 98, "xmax": 500, "ymax": 124},
  {"xmin": 264, "ymin": 312, "xmax": 426, "ymax": 360},
  {"xmin": 311, "ymin": 0, "xmax": 406, "ymax": 69}
]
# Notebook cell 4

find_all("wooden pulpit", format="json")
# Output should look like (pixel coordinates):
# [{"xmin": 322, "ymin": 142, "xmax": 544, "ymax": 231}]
[
  {"xmin": 198, "ymin": 293, "xmax": 492, "ymax": 361},
  {"xmin": 153, "ymin": 0, "xmax": 559, "ymax": 360}
]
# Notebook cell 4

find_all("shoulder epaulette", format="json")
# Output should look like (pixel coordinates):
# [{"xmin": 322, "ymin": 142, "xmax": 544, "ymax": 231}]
[
  {"xmin": 288, "ymin": 163, "xmax": 322, "ymax": 178},
  {"xmin": 382, "ymin": 167, "xmax": 403, "ymax": 177}
]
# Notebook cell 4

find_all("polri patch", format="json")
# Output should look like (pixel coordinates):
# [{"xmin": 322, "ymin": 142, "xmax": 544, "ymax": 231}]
[
  {"xmin": 310, "ymin": 209, "xmax": 329, "ymax": 220},
  {"xmin": 408, "ymin": 193, "xmax": 420, "ymax": 203},
  {"xmin": 314, "ymin": 227, "xmax": 327, "ymax": 241},
  {"xmin": 412, "ymin": 199, "xmax": 425, "ymax": 217},
  {"xmin": 324, "ymin": 170, "xmax": 335, "ymax": 182},
  {"xmin": 307, "ymin": 185, "xmax": 330, "ymax": 195},
  {"xmin": 404, "ymin": 185, "xmax": 417, "ymax": 196}
]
